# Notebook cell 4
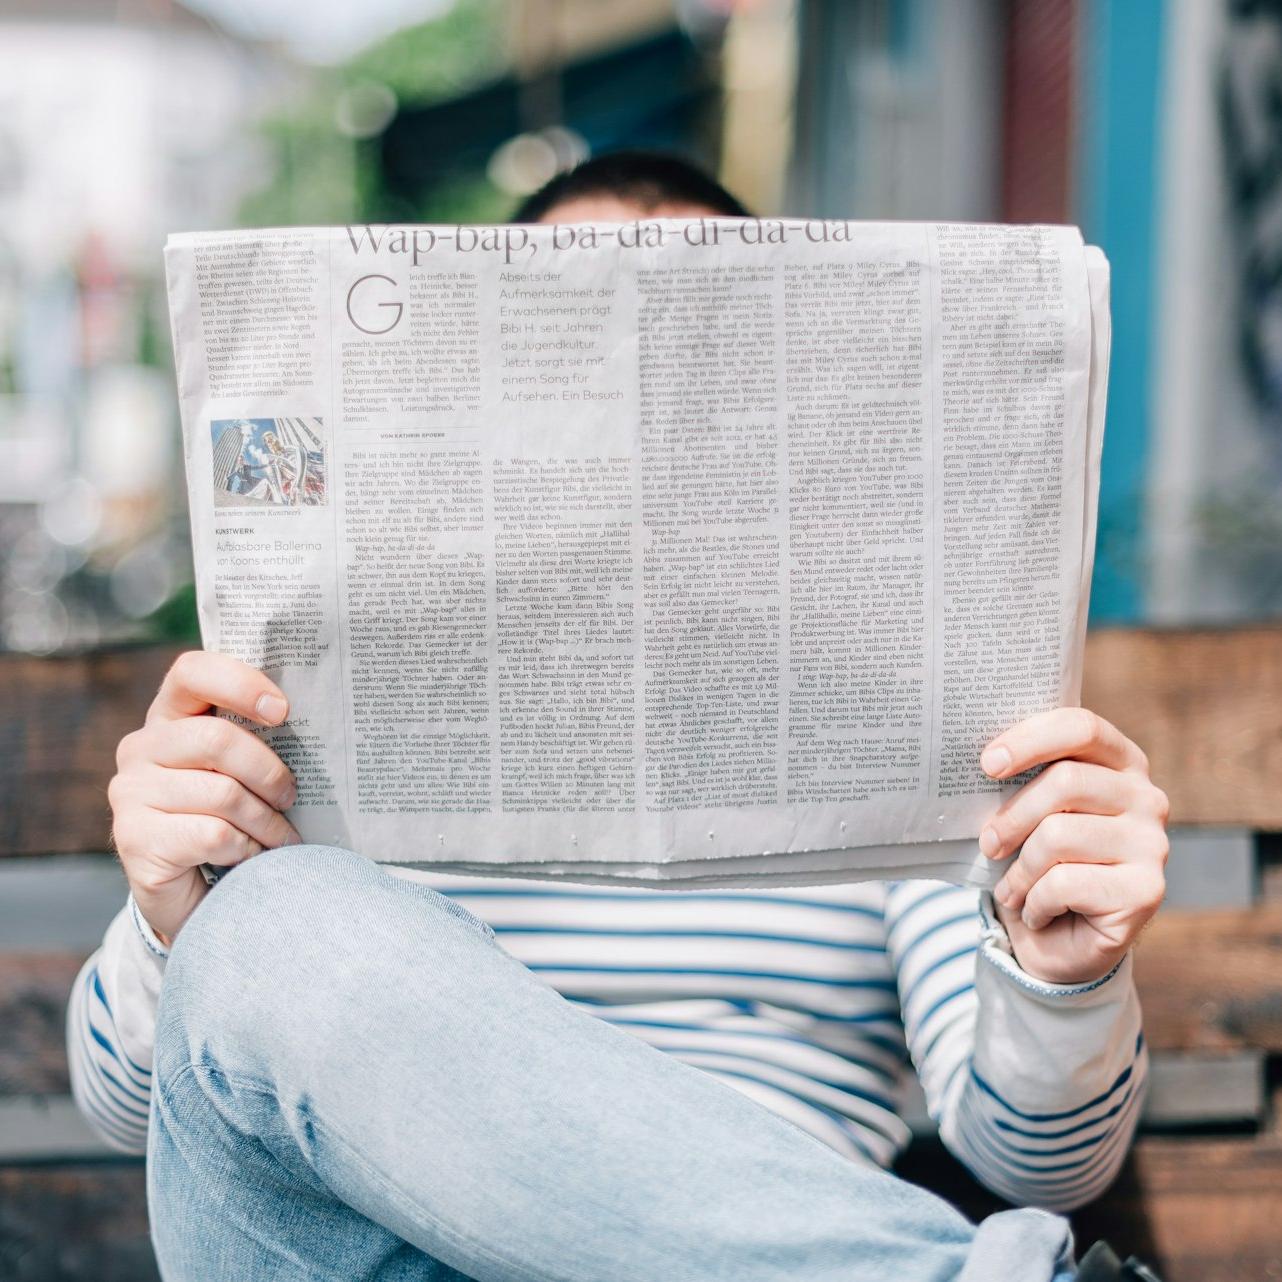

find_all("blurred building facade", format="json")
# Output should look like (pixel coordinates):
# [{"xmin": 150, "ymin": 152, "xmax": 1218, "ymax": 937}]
[
  {"xmin": 0, "ymin": 0, "xmax": 1277, "ymax": 650},
  {"xmin": 0, "ymin": 0, "xmax": 281, "ymax": 651},
  {"xmin": 789, "ymin": 0, "xmax": 1282, "ymax": 624}
]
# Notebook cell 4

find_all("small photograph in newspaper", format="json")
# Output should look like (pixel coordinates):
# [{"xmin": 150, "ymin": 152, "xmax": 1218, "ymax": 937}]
[{"xmin": 211, "ymin": 417, "xmax": 328, "ymax": 509}]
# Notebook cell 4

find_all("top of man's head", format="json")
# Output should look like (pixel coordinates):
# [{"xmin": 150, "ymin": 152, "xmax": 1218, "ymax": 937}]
[{"xmin": 511, "ymin": 150, "xmax": 751, "ymax": 225}]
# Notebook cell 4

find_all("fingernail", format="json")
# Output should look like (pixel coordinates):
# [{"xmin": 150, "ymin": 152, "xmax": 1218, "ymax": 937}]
[
  {"xmin": 979, "ymin": 827, "xmax": 1002, "ymax": 858},
  {"xmin": 980, "ymin": 745, "xmax": 1012, "ymax": 778},
  {"xmin": 256, "ymin": 693, "xmax": 287, "ymax": 724},
  {"xmin": 993, "ymin": 876, "xmax": 1010, "ymax": 905},
  {"xmin": 1021, "ymin": 910, "xmax": 1039, "ymax": 930},
  {"xmin": 279, "ymin": 781, "xmax": 297, "ymax": 809}
]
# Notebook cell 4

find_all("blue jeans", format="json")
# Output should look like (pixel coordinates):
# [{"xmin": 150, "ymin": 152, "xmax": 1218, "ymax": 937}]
[{"xmin": 148, "ymin": 846, "xmax": 1077, "ymax": 1281}]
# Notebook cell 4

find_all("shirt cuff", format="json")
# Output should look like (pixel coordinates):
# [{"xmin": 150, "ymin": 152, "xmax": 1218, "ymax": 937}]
[
  {"xmin": 978, "ymin": 891, "xmax": 1128, "ymax": 1002},
  {"xmin": 128, "ymin": 895, "xmax": 172, "ymax": 964}
]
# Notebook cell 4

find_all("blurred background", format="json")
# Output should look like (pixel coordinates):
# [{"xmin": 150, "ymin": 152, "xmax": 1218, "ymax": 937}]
[
  {"xmin": 0, "ymin": 0, "xmax": 1278, "ymax": 659},
  {"xmin": 3, "ymin": 5, "xmax": 1282, "ymax": 1281}
]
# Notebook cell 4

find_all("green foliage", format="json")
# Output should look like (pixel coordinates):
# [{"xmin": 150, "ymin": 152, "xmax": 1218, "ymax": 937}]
[
  {"xmin": 137, "ymin": 285, "xmax": 166, "ymax": 368},
  {"xmin": 238, "ymin": 111, "xmax": 362, "ymax": 226},
  {"xmin": 238, "ymin": 0, "xmax": 508, "ymax": 229},
  {"xmin": 415, "ymin": 171, "xmax": 513, "ymax": 225},
  {"xmin": 142, "ymin": 580, "xmax": 202, "ymax": 645},
  {"xmin": 341, "ymin": 0, "xmax": 505, "ymax": 101}
]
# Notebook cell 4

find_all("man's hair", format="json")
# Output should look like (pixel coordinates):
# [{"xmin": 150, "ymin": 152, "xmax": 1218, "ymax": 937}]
[{"xmin": 511, "ymin": 150, "xmax": 751, "ymax": 222}]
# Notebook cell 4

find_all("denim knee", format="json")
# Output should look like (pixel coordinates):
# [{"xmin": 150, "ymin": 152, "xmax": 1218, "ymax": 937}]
[
  {"xmin": 189, "ymin": 843, "xmax": 493, "ymax": 945},
  {"xmin": 157, "ymin": 845, "xmax": 494, "ymax": 1073},
  {"xmin": 173, "ymin": 845, "xmax": 369, "ymax": 960}
]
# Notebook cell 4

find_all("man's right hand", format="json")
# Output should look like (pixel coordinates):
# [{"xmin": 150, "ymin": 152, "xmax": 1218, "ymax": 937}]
[{"xmin": 108, "ymin": 651, "xmax": 300, "ymax": 945}]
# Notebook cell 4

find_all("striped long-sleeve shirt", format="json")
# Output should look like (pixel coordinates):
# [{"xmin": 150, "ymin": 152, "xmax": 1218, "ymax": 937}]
[{"xmin": 68, "ymin": 871, "xmax": 1146, "ymax": 1212}]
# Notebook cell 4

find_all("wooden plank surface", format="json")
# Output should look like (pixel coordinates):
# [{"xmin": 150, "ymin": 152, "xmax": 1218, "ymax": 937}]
[
  {"xmin": 899, "ymin": 1135, "xmax": 1282, "ymax": 1282},
  {"xmin": 1082, "ymin": 626, "xmax": 1282, "ymax": 829},
  {"xmin": 0, "ymin": 953, "xmax": 82, "ymax": 1095},
  {"xmin": 0, "ymin": 1164, "xmax": 158, "ymax": 1282},
  {"xmin": 0, "ymin": 646, "xmax": 179, "ymax": 858},
  {"xmin": 1082, "ymin": 1137, "xmax": 1282, "ymax": 1282},
  {"xmin": 2, "ymin": 631, "xmax": 1279, "ymax": 1279},
  {"xmin": 2, "ymin": 627, "xmax": 1280, "ymax": 859},
  {"xmin": 2, "ymin": 627, "xmax": 1280, "ymax": 856},
  {"xmin": 2, "ymin": 1139, "xmax": 1278, "ymax": 1282},
  {"xmin": 1133, "ymin": 904, "xmax": 1282, "ymax": 1053}
]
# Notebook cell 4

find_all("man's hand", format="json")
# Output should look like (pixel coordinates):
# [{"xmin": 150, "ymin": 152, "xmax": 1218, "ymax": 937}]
[
  {"xmin": 108, "ymin": 651, "xmax": 300, "ymax": 945},
  {"xmin": 978, "ymin": 708, "xmax": 1169, "ymax": 985}
]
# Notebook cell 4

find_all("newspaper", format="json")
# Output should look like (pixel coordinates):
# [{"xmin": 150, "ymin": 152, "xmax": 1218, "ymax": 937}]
[{"xmin": 164, "ymin": 218, "xmax": 1109, "ymax": 889}]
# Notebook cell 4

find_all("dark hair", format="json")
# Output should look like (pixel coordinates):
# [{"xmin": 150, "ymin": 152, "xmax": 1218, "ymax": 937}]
[{"xmin": 511, "ymin": 150, "xmax": 751, "ymax": 222}]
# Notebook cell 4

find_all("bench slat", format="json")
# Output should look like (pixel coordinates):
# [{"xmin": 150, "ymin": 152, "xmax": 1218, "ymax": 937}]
[
  {"xmin": 1134, "ymin": 905, "xmax": 1282, "ymax": 1052},
  {"xmin": 0, "ymin": 953, "xmax": 83, "ymax": 1095},
  {"xmin": 897, "ymin": 1136, "xmax": 1282, "ymax": 1282},
  {"xmin": 0, "ymin": 1165, "xmax": 158, "ymax": 1282},
  {"xmin": 2, "ymin": 1139, "xmax": 1278, "ymax": 1282},
  {"xmin": 0, "ymin": 646, "xmax": 180, "ymax": 858},
  {"xmin": 1082, "ymin": 626, "xmax": 1282, "ymax": 829},
  {"xmin": 3, "ymin": 627, "xmax": 1282, "ymax": 857}
]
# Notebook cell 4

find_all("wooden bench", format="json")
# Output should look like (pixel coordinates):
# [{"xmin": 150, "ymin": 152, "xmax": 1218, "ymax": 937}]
[{"xmin": 3, "ymin": 629, "xmax": 1281, "ymax": 1281}]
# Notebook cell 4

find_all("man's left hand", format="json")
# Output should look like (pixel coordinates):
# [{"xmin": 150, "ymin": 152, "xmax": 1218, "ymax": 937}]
[{"xmin": 978, "ymin": 708, "xmax": 1169, "ymax": 986}]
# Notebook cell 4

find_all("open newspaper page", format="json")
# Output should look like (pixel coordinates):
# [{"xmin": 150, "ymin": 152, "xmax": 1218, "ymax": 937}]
[{"xmin": 164, "ymin": 218, "xmax": 1108, "ymax": 888}]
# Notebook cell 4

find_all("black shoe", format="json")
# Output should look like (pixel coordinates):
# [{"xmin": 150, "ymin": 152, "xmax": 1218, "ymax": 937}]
[{"xmin": 1077, "ymin": 1241, "xmax": 1164, "ymax": 1282}]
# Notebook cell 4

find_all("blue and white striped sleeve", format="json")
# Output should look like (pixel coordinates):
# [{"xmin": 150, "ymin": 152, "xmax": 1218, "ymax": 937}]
[
  {"xmin": 884, "ymin": 881, "xmax": 1147, "ymax": 1212},
  {"xmin": 67, "ymin": 897, "xmax": 169, "ymax": 1155}
]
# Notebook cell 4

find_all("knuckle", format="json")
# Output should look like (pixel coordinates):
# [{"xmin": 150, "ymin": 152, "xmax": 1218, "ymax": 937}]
[
  {"xmin": 107, "ymin": 779, "xmax": 146, "ymax": 836},
  {"xmin": 106, "ymin": 772, "xmax": 128, "ymax": 811},
  {"xmin": 195, "ymin": 715, "xmax": 233, "ymax": 757},
  {"xmin": 1045, "ymin": 862, "xmax": 1074, "ymax": 896},
  {"xmin": 233, "ymin": 831, "xmax": 258, "ymax": 860},
  {"xmin": 1073, "ymin": 707, "xmax": 1103, "ymax": 745},
  {"xmin": 1136, "ymin": 867, "xmax": 1166, "ymax": 912},
  {"xmin": 1051, "ymin": 851, "xmax": 1081, "ymax": 886},
  {"xmin": 1009, "ymin": 862, "xmax": 1037, "ymax": 896},
  {"xmin": 207, "ymin": 771, "xmax": 241, "ymax": 812},
  {"xmin": 1150, "ymin": 785, "xmax": 1171, "ymax": 825},
  {"xmin": 115, "ymin": 729, "xmax": 144, "ymax": 770},
  {"xmin": 1037, "ymin": 811, "xmax": 1075, "ymax": 854},
  {"xmin": 1049, "ymin": 758, "xmax": 1087, "ymax": 799},
  {"xmin": 193, "ymin": 814, "xmax": 234, "ymax": 854},
  {"xmin": 1035, "ymin": 860, "xmax": 1064, "ymax": 892},
  {"xmin": 1024, "ymin": 878, "xmax": 1052, "ymax": 915},
  {"xmin": 1011, "ymin": 853, "xmax": 1046, "ymax": 891},
  {"xmin": 1151, "ymin": 827, "xmax": 1171, "ymax": 868},
  {"xmin": 263, "ymin": 757, "xmax": 292, "ymax": 799},
  {"xmin": 109, "ymin": 813, "xmax": 137, "ymax": 859},
  {"xmin": 170, "ymin": 650, "xmax": 204, "ymax": 685},
  {"xmin": 166, "ymin": 654, "xmax": 194, "ymax": 695}
]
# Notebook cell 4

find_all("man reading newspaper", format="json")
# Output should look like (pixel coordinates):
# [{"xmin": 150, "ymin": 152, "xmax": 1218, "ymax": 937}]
[{"xmin": 71, "ymin": 154, "xmax": 1168, "ymax": 1282}]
